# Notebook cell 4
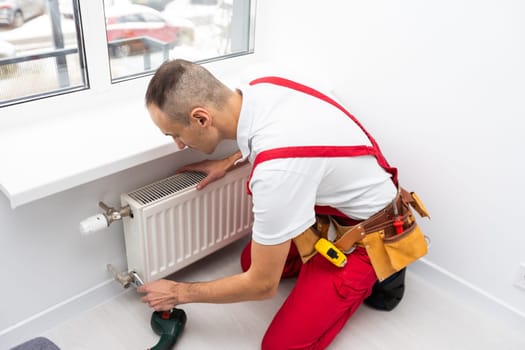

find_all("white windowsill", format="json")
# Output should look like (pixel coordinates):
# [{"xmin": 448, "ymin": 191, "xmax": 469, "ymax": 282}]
[
  {"xmin": 0, "ymin": 96, "xmax": 180, "ymax": 209},
  {"xmin": 0, "ymin": 0, "xmax": 261, "ymax": 209},
  {"xmin": 0, "ymin": 54, "xmax": 262, "ymax": 209}
]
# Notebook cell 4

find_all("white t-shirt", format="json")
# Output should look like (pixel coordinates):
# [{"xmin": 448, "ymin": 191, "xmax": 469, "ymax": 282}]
[{"xmin": 237, "ymin": 80, "xmax": 397, "ymax": 246}]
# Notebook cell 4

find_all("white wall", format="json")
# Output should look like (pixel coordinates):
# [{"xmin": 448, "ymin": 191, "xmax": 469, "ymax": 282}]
[
  {"xmin": 255, "ymin": 0, "xmax": 525, "ymax": 315},
  {"xmin": 1, "ymin": 0, "xmax": 524, "ymax": 347},
  {"xmin": 0, "ymin": 143, "xmax": 237, "ymax": 348}
]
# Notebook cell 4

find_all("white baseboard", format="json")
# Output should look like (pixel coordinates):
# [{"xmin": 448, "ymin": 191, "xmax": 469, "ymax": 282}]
[
  {"xmin": 410, "ymin": 258, "xmax": 525, "ymax": 334},
  {"xmin": 0, "ymin": 279, "xmax": 125, "ymax": 349}
]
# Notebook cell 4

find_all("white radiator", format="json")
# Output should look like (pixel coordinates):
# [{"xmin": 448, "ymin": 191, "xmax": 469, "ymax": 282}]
[{"xmin": 120, "ymin": 164, "xmax": 253, "ymax": 283}]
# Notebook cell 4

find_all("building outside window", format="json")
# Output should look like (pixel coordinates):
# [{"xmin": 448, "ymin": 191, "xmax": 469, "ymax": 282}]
[
  {"xmin": 0, "ymin": 0, "xmax": 88, "ymax": 106},
  {"xmin": 0, "ymin": 0, "xmax": 255, "ymax": 107}
]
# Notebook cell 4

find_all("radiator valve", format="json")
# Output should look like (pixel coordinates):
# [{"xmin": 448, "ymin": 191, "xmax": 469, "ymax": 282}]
[
  {"xmin": 107, "ymin": 264, "xmax": 144, "ymax": 288},
  {"xmin": 79, "ymin": 201, "xmax": 132, "ymax": 234}
]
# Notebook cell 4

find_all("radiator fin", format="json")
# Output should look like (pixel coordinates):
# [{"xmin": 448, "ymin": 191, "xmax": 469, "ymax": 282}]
[{"xmin": 128, "ymin": 172, "xmax": 207, "ymax": 205}]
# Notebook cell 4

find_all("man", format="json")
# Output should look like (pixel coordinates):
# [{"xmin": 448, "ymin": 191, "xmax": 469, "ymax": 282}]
[{"xmin": 138, "ymin": 59, "xmax": 399, "ymax": 349}]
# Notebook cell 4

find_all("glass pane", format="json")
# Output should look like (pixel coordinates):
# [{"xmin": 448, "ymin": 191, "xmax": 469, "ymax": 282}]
[
  {"xmin": 104, "ymin": 0, "xmax": 254, "ymax": 82},
  {"xmin": 0, "ymin": 0, "xmax": 88, "ymax": 107}
]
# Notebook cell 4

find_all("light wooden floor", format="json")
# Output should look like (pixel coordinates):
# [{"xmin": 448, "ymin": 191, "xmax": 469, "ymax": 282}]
[{"xmin": 43, "ymin": 236, "xmax": 525, "ymax": 350}]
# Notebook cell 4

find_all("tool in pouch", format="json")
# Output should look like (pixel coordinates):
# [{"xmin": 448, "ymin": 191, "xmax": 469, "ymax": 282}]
[
  {"xmin": 314, "ymin": 238, "xmax": 347, "ymax": 267},
  {"xmin": 392, "ymin": 199, "xmax": 404, "ymax": 235},
  {"xmin": 132, "ymin": 275, "xmax": 187, "ymax": 350},
  {"xmin": 310, "ymin": 217, "xmax": 364, "ymax": 268}
]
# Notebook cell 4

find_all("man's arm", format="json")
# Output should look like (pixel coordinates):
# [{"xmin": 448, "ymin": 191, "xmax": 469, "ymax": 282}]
[
  {"xmin": 176, "ymin": 150, "xmax": 245, "ymax": 190},
  {"xmin": 137, "ymin": 240, "xmax": 291, "ymax": 310}
]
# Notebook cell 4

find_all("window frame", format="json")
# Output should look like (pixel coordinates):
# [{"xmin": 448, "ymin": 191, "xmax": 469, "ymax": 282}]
[
  {"xmin": 0, "ymin": 0, "xmax": 90, "ymax": 108},
  {"xmin": 0, "ymin": 0, "xmax": 256, "ymax": 123}
]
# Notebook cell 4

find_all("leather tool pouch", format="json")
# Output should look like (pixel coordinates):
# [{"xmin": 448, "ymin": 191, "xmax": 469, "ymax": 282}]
[
  {"xmin": 362, "ymin": 218, "xmax": 427, "ymax": 281},
  {"xmin": 293, "ymin": 227, "xmax": 321, "ymax": 263},
  {"xmin": 293, "ymin": 190, "xmax": 430, "ymax": 278},
  {"xmin": 363, "ymin": 191, "xmax": 430, "ymax": 281},
  {"xmin": 293, "ymin": 215, "xmax": 330, "ymax": 263}
]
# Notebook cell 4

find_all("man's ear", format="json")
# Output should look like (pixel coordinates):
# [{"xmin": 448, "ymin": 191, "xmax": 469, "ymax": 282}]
[{"xmin": 190, "ymin": 107, "xmax": 211, "ymax": 127}]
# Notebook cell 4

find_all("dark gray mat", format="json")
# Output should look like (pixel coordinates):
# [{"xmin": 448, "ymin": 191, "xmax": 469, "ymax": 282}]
[{"xmin": 9, "ymin": 337, "xmax": 60, "ymax": 350}]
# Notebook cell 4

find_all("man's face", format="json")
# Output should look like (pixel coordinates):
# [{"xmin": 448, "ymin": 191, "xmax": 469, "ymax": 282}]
[{"xmin": 148, "ymin": 104, "xmax": 219, "ymax": 154}]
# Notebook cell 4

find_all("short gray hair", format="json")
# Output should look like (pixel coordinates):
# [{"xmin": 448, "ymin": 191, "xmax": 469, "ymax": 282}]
[{"xmin": 145, "ymin": 59, "xmax": 232, "ymax": 125}]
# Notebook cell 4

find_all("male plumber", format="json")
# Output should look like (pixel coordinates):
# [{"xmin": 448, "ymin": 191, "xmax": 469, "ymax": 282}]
[{"xmin": 138, "ymin": 59, "xmax": 403, "ymax": 349}]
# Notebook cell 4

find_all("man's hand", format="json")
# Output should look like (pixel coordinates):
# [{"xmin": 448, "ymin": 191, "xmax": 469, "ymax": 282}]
[
  {"xmin": 137, "ymin": 240, "xmax": 291, "ymax": 310},
  {"xmin": 137, "ymin": 279, "xmax": 180, "ymax": 311},
  {"xmin": 177, "ymin": 150, "xmax": 244, "ymax": 190}
]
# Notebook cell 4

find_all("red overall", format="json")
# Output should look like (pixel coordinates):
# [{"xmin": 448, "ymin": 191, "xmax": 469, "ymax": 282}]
[{"xmin": 240, "ymin": 77, "xmax": 398, "ymax": 350}]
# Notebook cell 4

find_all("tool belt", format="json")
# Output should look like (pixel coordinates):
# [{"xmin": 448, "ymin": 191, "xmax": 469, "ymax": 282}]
[{"xmin": 293, "ymin": 188, "xmax": 430, "ymax": 281}]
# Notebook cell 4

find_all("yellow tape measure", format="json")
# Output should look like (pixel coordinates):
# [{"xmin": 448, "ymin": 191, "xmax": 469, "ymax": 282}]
[{"xmin": 314, "ymin": 238, "xmax": 347, "ymax": 267}]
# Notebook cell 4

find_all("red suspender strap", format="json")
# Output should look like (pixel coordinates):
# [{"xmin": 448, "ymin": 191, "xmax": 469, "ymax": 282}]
[{"xmin": 246, "ymin": 77, "xmax": 398, "ymax": 216}]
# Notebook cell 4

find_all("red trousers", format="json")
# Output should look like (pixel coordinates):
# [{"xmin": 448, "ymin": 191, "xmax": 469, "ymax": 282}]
[{"xmin": 241, "ymin": 241, "xmax": 377, "ymax": 350}]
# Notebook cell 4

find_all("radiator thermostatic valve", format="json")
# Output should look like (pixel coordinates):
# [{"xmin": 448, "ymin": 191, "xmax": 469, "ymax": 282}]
[
  {"xmin": 79, "ymin": 201, "xmax": 132, "ymax": 234},
  {"xmin": 79, "ymin": 213, "xmax": 108, "ymax": 234}
]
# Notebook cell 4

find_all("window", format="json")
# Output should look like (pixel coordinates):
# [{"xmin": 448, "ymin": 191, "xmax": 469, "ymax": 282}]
[
  {"xmin": 0, "ymin": 0, "xmax": 255, "ymax": 107},
  {"xmin": 104, "ymin": 0, "xmax": 254, "ymax": 81},
  {"xmin": 0, "ymin": 0, "xmax": 88, "ymax": 107}
]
